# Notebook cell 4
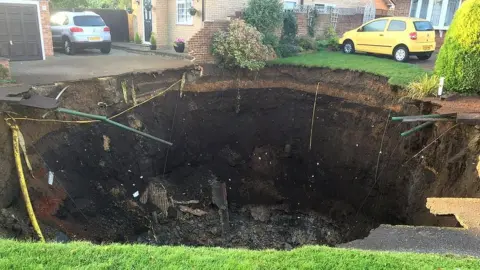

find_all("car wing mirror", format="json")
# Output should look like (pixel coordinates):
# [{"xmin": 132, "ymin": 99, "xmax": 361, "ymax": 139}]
[{"xmin": 357, "ymin": 27, "xmax": 363, "ymax": 32}]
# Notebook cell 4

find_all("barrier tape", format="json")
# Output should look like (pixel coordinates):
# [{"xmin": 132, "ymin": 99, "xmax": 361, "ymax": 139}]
[{"xmin": 5, "ymin": 120, "xmax": 45, "ymax": 242}]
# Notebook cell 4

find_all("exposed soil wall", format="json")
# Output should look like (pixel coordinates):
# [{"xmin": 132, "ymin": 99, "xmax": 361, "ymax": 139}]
[{"xmin": 0, "ymin": 65, "xmax": 479, "ymax": 247}]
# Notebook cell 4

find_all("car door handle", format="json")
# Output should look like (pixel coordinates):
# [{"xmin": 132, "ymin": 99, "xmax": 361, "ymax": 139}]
[{"xmin": 379, "ymin": 34, "xmax": 384, "ymax": 37}]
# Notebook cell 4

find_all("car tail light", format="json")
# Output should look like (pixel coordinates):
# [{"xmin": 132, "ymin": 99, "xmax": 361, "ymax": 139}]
[
  {"xmin": 104, "ymin": 26, "xmax": 110, "ymax": 32},
  {"xmin": 70, "ymin": 27, "xmax": 83, "ymax": 33},
  {"xmin": 409, "ymin": 32, "xmax": 417, "ymax": 40}
]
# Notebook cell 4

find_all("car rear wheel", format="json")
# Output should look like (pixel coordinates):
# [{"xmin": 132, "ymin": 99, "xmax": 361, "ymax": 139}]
[
  {"xmin": 393, "ymin": 46, "xmax": 409, "ymax": 62},
  {"xmin": 100, "ymin": 43, "xmax": 111, "ymax": 54},
  {"xmin": 64, "ymin": 39, "xmax": 76, "ymax": 55},
  {"xmin": 342, "ymin": 41, "xmax": 355, "ymax": 54},
  {"xmin": 417, "ymin": 53, "xmax": 432, "ymax": 60}
]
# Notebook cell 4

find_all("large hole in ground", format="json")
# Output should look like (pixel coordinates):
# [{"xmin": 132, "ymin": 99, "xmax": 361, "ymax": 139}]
[{"xmin": 32, "ymin": 86, "xmax": 436, "ymax": 248}]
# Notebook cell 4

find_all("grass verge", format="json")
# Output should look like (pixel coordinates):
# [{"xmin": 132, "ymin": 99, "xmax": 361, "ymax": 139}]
[
  {"xmin": 271, "ymin": 51, "xmax": 429, "ymax": 87},
  {"xmin": 0, "ymin": 240, "xmax": 479, "ymax": 269}
]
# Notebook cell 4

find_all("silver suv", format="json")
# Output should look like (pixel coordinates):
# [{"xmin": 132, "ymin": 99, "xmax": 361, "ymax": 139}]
[{"xmin": 50, "ymin": 11, "xmax": 112, "ymax": 55}]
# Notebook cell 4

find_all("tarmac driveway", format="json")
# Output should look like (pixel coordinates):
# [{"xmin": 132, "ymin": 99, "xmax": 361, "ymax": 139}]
[{"xmin": 10, "ymin": 49, "xmax": 190, "ymax": 86}]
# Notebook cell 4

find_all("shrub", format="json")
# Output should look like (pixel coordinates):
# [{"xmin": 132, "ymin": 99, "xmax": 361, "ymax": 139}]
[
  {"xmin": 244, "ymin": 0, "xmax": 283, "ymax": 35},
  {"xmin": 323, "ymin": 26, "xmax": 340, "ymax": 51},
  {"xmin": 263, "ymin": 32, "xmax": 280, "ymax": 50},
  {"xmin": 150, "ymin": 33, "xmax": 156, "ymax": 45},
  {"xmin": 435, "ymin": 0, "xmax": 480, "ymax": 93},
  {"xmin": 296, "ymin": 36, "xmax": 315, "ymax": 51},
  {"xmin": 406, "ymin": 74, "xmax": 439, "ymax": 99},
  {"xmin": 134, "ymin": 33, "xmax": 142, "ymax": 44},
  {"xmin": 212, "ymin": 19, "xmax": 272, "ymax": 71},
  {"xmin": 282, "ymin": 10, "xmax": 298, "ymax": 43},
  {"xmin": 0, "ymin": 65, "xmax": 9, "ymax": 80},
  {"xmin": 275, "ymin": 42, "xmax": 301, "ymax": 58}
]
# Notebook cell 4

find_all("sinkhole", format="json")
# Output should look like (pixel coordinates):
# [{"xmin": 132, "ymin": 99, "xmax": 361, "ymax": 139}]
[{"xmin": 28, "ymin": 85, "xmax": 441, "ymax": 249}]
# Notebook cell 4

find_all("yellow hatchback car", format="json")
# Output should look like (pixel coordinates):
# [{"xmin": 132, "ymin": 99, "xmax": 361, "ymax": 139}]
[{"xmin": 339, "ymin": 17, "xmax": 436, "ymax": 62}]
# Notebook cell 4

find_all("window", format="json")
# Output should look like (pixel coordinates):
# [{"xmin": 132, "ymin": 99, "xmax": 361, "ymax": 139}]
[
  {"xmin": 50, "ymin": 13, "xmax": 67, "ymax": 26},
  {"xmin": 362, "ymin": 20, "xmax": 387, "ymax": 32},
  {"xmin": 444, "ymin": 0, "xmax": 460, "ymax": 26},
  {"xmin": 430, "ymin": 0, "xmax": 443, "ymax": 26},
  {"xmin": 387, "ymin": 20, "xmax": 406, "ymax": 31},
  {"xmin": 419, "ymin": 0, "xmax": 429, "ymax": 18},
  {"xmin": 177, "ymin": 0, "xmax": 193, "ymax": 25},
  {"xmin": 314, "ymin": 3, "xmax": 335, "ymax": 13},
  {"xmin": 409, "ymin": 0, "xmax": 418, "ymax": 16},
  {"xmin": 284, "ymin": 1, "xmax": 296, "ymax": 9},
  {"xmin": 413, "ymin": 21, "xmax": 434, "ymax": 31},
  {"xmin": 409, "ymin": 0, "xmax": 462, "ymax": 29},
  {"xmin": 73, "ymin": 16, "xmax": 105, "ymax": 26}
]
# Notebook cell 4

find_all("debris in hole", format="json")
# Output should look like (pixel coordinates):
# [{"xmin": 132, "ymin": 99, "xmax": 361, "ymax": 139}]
[
  {"xmin": 140, "ymin": 180, "xmax": 170, "ymax": 217},
  {"xmin": 179, "ymin": 206, "xmax": 207, "ymax": 217},
  {"xmin": 211, "ymin": 180, "xmax": 229, "ymax": 234},
  {"xmin": 170, "ymin": 198, "xmax": 199, "ymax": 205},
  {"xmin": 249, "ymin": 205, "xmax": 271, "ymax": 222},
  {"xmin": 48, "ymin": 171, "xmax": 54, "ymax": 185},
  {"xmin": 102, "ymin": 135, "xmax": 110, "ymax": 151}
]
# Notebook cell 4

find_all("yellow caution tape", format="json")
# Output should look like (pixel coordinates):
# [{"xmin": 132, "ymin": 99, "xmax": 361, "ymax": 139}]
[
  {"xmin": 6, "ymin": 78, "xmax": 182, "ymax": 125},
  {"xmin": 17, "ymin": 130, "xmax": 34, "ymax": 177},
  {"xmin": 6, "ymin": 121, "xmax": 45, "ymax": 242}
]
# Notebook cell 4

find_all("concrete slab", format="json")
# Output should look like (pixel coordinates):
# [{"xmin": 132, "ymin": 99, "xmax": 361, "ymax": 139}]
[
  {"xmin": 340, "ymin": 224, "xmax": 480, "ymax": 258},
  {"xmin": 427, "ymin": 198, "xmax": 480, "ymax": 229}
]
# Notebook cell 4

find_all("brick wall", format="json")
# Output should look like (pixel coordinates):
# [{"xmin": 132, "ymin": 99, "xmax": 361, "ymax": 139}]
[
  {"xmin": 188, "ymin": 20, "xmax": 229, "ymax": 63},
  {"xmin": 435, "ymin": 29, "xmax": 446, "ymax": 50},
  {"xmin": 155, "ymin": 0, "xmax": 169, "ymax": 45},
  {"xmin": 296, "ymin": 13, "xmax": 362, "ymax": 38},
  {"xmin": 336, "ymin": 14, "xmax": 363, "ymax": 36},
  {"xmin": 165, "ymin": 0, "xmax": 204, "ymax": 46},
  {"xmin": 205, "ymin": 0, "xmax": 248, "ymax": 21},
  {"xmin": 39, "ymin": 0, "xmax": 53, "ymax": 57},
  {"xmin": 296, "ymin": 13, "xmax": 308, "ymax": 36},
  {"xmin": 393, "ymin": 0, "xmax": 411, "ymax": 16}
]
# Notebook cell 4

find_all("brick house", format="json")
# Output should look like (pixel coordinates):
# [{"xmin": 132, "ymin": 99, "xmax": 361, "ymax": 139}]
[
  {"xmin": 394, "ymin": 0, "xmax": 464, "ymax": 47},
  {"xmin": 0, "ymin": 0, "xmax": 54, "ymax": 61},
  {"xmin": 132, "ymin": 0, "xmax": 392, "ymax": 62}
]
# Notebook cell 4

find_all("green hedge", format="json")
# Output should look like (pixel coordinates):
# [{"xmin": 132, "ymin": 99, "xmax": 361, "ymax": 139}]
[{"xmin": 435, "ymin": 0, "xmax": 480, "ymax": 93}]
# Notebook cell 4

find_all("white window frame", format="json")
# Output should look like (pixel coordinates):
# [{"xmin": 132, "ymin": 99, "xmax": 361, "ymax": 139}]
[
  {"xmin": 409, "ymin": 0, "xmax": 462, "ymax": 30},
  {"xmin": 314, "ymin": 3, "xmax": 336, "ymax": 13},
  {"xmin": 176, "ymin": 0, "xmax": 193, "ymax": 25},
  {"xmin": 284, "ymin": 1, "xmax": 297, "ymax": 10}
]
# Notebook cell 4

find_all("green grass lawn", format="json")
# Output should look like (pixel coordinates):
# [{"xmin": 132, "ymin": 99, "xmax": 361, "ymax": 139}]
[
  {"xmin": 0, "ymin": 240, "xmax": 479, "ymax": 269},
  {"xmin": 271, "ymin": 51, "xmax": 429, "ymax": 87}
]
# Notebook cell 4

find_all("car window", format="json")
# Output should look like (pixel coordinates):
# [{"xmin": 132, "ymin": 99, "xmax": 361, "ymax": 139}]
[
  {"xmin": 413, "ymin": 21, "xmax": 434, "ymax": 31},
  {"xmin": 50, "ymin": 13, "xmax": 64, "ymax": 26},
  {"xmin": 73, "ymin": 16, "xmax": 106, "ymax": 26},
  {"xmin": 362, "ymin": 20, "xmax": 387, "ymax": 32},
  {"xmin": 387, "ymin": 20, "xmax": 406, "ymax": 31}
]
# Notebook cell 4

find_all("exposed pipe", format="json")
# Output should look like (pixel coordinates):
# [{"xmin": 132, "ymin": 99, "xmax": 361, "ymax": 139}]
[
  {"xmin": 56, "ymin": 108, "xmax": 173, "ymax": 146},
  {"xmin": 400, "ymin": 121, "xmax": 434, "ymax": 137}
]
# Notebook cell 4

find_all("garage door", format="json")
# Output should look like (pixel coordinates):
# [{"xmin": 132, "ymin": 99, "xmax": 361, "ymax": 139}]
[{"xmin": 0, "ymin": 3, "xmax": 42, "ymax": 61}]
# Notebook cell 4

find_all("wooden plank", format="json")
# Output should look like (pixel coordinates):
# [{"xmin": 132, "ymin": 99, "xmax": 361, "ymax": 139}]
[{"xmin": 457, "ymin": 113, "xmax": 480, "ymax": 125}]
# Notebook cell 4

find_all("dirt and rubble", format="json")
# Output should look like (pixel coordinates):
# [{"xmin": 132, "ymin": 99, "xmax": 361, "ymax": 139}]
[{"xmin": 0, "ymin": 65, "xmax": 479, "ymax": 248}]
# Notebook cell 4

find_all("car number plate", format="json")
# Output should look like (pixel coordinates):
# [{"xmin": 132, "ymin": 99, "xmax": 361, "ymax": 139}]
[
  {"xmin": 423, "ymin": 45, "xmax": 432, "ymax": 50},
  {"xmin": 88, "ymin": 36, "xmax": 102, "ymax": 41}
]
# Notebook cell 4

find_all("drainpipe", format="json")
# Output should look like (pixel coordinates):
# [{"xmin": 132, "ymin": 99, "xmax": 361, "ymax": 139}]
[{"xmin": 202, "ymin": 0, "xmax": 205, "ymax": 22}]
